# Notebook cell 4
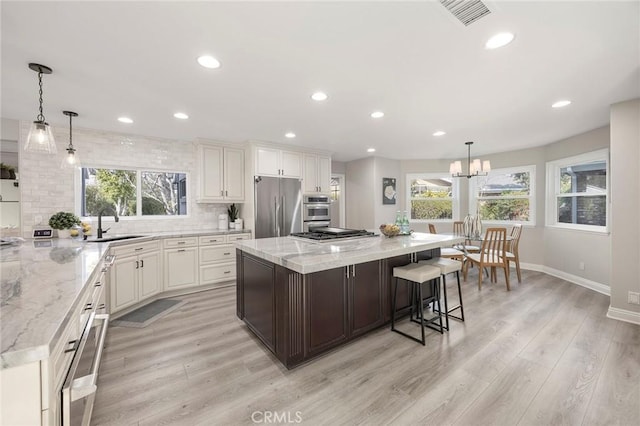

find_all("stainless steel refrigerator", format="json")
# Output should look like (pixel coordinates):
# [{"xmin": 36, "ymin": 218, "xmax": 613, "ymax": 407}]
[{"xmin": 254, "ymin": 176, "xmax": 302, "ymax": 238}]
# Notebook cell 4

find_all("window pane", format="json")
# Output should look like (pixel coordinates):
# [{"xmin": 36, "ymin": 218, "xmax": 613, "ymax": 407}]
[
  {"xmin": 478, "ymin": 199, "xmax": 530, "ymax": 221},
  {"xmin": 411, "ymin": 178, "xmax": 452, "ymax": 198},
  {"xmin": 478, "ymin": 172, "xmax": 530, "ymax": 197},
  {"xmin": 141, "ymin": 172, "xmax": 187, "ymax": 216},
  {"xmin": 82, "ymin": 168, "xmax": 136, "ymax": 217},
  {"xmin": 557, "ymin": 195, "xmax": 606, "ymax": 226},
  {"xmin": 560, "ymin": 161, "xmax": 606, "ymax": 194},
  {"xmin": 411, "ymin": 199, "xmax": 453, "ymax": 220}
]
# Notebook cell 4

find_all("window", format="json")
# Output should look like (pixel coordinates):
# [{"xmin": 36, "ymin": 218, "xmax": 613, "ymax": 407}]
[
  {"xmin": 470, "ymin": 165, "xmax": 535, "ymax": 224},
  {"xmin": 406, "ymin": 173, "xmax": 458, "ymax": 221},
  {"xmin": 546, "ymin": 149, "xmax": 608, "ymax": 232},
  {"xmin": 81, "ymin": 168, "xmax": 188, "ymax": 217}
]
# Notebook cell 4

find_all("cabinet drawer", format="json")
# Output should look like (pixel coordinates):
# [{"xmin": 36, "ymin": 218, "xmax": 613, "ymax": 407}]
[
  {"xmin": 200, "ymin": 245, "xmax": 235, "ymax": 264},
  {"xmin": 227, "ymin": 233, "xmax": 251, "ymax": 242},
  {"xmin": 198, "ymin": 235, "xmax": 227, "ymax": 246},
  {"xmin": 200, "ymin": 263, "xmax": 236, "ymax": 285},
  {"xmin": 164, "ymin": 237, "xmax": 198, "ymax": 248},
  {"xmin": 110, "ymin": 241, "xmax": 160, "ymax": 257}
]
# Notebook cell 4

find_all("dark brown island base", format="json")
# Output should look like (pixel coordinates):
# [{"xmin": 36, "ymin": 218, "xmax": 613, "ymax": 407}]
[{"xmin": 234, "ymin": 233, "xmax": 464, "ymax": 369}]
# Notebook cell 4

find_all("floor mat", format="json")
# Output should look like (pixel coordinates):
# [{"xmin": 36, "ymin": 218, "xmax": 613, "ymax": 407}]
[{"xmin": 110, "ymin": 298, "xmax": 186, "ymax": 328}]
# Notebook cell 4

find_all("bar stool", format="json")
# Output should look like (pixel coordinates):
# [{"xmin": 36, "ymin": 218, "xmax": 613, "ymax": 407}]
[
  {"xmin": 391, "ymin": 263, "xmax": 444, "ymax": 345},
  {"xmin": 420, "ymin": 258, "xmax": 465, "ymax": 331}
]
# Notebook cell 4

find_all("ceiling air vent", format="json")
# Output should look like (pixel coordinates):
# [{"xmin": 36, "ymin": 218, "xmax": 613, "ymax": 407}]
[{"xmin": 439, "ymin": 0, "xmax": 492, "ymax": 26}]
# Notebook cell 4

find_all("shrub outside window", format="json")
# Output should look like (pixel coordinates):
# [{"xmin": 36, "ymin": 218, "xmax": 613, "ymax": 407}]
[
  {"xmin": 407, "ymin": 174, "xmax": 458, "ymax": 221},
  {"xmin": 81, "ymin": 168, "xmax": 187, "ymax": 217},
  {"xmin": 546, "ymin": 149, "xmax": 608, "ymax": 232},
  {"xmin": 470, "ymin": 165, "xmax": 535, "ymax": 224}
]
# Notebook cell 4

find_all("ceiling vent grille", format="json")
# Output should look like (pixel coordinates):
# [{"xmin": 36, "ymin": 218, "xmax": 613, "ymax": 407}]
[{"xmin": 439, "ymin": 0, "xmax": 492, "ymax": 26}]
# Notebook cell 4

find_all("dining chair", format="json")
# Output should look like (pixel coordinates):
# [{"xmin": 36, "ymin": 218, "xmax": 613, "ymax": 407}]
[
  {"xmin": 463, "ymin": 227, "xmax": 510, "ymax": 291},
  {"xmin": 505, "ymin": 224, "xmax": 523, "ymax": 283},
  {"xmin": 452, "ymin": 221, "xmax": 480, "ymax": 253},
  {"xmin": 428, "ymin": 223, "xmax": 464, "ymax": 261}
]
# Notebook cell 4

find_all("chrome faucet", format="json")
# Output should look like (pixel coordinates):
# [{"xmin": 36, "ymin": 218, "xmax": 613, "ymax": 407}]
[{"xmin": 97, "ymin": 206, "xmax": 120, "ymax": 239}]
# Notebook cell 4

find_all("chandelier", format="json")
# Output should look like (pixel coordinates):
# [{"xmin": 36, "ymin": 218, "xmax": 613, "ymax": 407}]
[{"xmin": 450, "ymin": 141, "xmax": 491, "ymax": 178}]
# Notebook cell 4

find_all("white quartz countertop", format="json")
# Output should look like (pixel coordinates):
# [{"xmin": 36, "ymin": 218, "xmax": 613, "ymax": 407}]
[
  {"xmin": 235, "ymin": 232, "xmax": 465, "ymax": 274},
  {"xmin": 0, "ymin": 229, "xmax": 251, "ymax": 370}
]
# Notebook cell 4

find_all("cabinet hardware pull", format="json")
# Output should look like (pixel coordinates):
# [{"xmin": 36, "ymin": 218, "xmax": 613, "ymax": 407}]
[
  {"xmin": 221, "ymin": 190, "xmax": 224, "ymax": 196},
  {"xmin": 353, "ymin": 265, "xmax": 356, "ymax": 278},
  {"xmin": 178, "ymin": 249, "xmax": 185, "ymax": 252},
  {"xmin": 84, "ymin": 303, "xmax": 93, "ymax": 311},
  {"xmin": 98, "ymin": 304, "xmax": 105, "ymax": 309},
  {"xmin": 135, "ymin": 247, "xmax": 143, "ymax": 251},
  {"xmin": 140, "ymin": 260, "xmax": 144, "ymax": 268},
  {"xmin": 94, "ymin": 281, "xmax": 101, "ymax": 287},
  {"xmin": 64, "ymin": 340, "xmax": 78, "ymax": 353},
  {"xmin": 225, "ymin": 190, "xmax": 228, "ymax": 196},
  {"xmin": 224, "ymin": 252, "xmax": 231, "ymax": 255},
  {"xmin": 136, "ymin": 260, "xmax": 139, "ymax": 269},
  {"xmin": 177, "ymin": 241, "xmax": 186, "ymax": 245},
  {"xmin": 224, "ymin": 271, "xmax": 231, "ymax": 274},
  {"xmin": 346, "ymin": 265, "xmax": 350, "ymax": 279}
]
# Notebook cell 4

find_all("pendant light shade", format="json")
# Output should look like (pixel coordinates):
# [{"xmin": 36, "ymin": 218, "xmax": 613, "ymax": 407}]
[
  {"xmin": 61, "ymin": 110, "xmax": 79, "ymax": 168},
  {"xmin": 24, "ymin": 63, "xmax": 57, "ymax": 154},
  {"xmin": 450, "ymin": 141, "xmax": 491, "ymax": 179}
]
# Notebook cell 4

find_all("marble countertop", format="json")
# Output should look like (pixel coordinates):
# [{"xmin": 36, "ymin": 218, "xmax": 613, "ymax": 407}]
[
  {"xmin": 235, "ymin": 232, "xmax": 465, "ymax": 274},
  {"xmin": 0, "ymin": 229, "xmax": 251, "ymax": 370}
]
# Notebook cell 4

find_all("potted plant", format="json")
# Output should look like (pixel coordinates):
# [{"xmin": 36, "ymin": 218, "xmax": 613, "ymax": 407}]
[
  {"xmin": 227, "ymin": 203, "xmax": 238, "ymax": 229},
  {"xmin": 49, "ymin": 211, "xmax": 81, "ymax": 238}
]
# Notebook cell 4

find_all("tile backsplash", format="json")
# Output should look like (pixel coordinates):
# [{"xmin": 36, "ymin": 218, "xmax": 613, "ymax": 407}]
[{"xmin": 18, "ymin": 122, "xmax": 231, "ymax": 238}]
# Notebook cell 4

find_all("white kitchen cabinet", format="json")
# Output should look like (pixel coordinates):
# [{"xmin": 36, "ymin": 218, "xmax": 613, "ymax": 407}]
[
  {"xmin": 110, "ymin": 241, "xmax": 161, "ymax": 313},
  {"xmin": 196, "ymin": 143, "xmax": 245, "ymax": 202},
  {"xmin": 255, "ymin": 147, "xmax": 302, "ymax": 178},
  {"xmin": 164, "ymin": 237, "xmax": 199, "ymax": 290},
  {"xmin": 303, "ymin": 154, "xmax": 332, "ymax": 193},
  {"xmin": 199, "ymin": 233, "xmax": 251, "ymax": 287}
]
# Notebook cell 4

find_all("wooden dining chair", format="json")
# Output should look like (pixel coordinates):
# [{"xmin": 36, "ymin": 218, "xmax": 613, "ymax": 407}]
[
  {"xmin": 452, "ymin": 221, "xmax": 480, "ymax": 253},
  {"xmin": 463, "ymin": 227, "xmax": 510, "ymax": 291},
  {"xmin": 505, "ymin": 224, "xmax": 523, "ymax": 283},
  {"xmin": 428, "ymin": 223, "xmax": 464, "ymax": 261}
]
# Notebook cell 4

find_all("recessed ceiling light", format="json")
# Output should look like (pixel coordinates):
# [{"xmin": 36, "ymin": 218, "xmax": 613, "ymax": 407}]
[
  {"xmin": 371, "ymin": 111, "xmax": 384, "ymax": 119},
  {"xmin": 485, "ymin": 32, "xmax": 515, "ymax": 50},
  {"xmin": 311, "ymin": 92, "xmax": 328, "ymax": 101},
  {"xmin": 367, "ymin": 148, "xmax": 376, "ymax": 153},
  {"xmin": 117, "ymin": 117, "xmax": 133, "ymax": 124},
  {"xmin": 285, "ymin": 132, "xmax": 296, "ymax": 138},
  {"xmin": 173, "ymin": 112, "xmax": 189, "ymax": 120},
  {"xmin": 197, "ymin": 55, "xmax": 221, "ymax": 69},
  {"xmin": 552, "ymin": 100, "xmax": 572, "ymax": 108},
  {"xmin": 433, "ymin": 130, "xmax": 446, "ymax": 136}
]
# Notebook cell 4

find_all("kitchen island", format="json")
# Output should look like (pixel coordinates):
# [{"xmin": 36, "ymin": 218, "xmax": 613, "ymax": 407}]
[{"xmin": 235, "ymin": 232, "xmax": 464, "ymax": 369}]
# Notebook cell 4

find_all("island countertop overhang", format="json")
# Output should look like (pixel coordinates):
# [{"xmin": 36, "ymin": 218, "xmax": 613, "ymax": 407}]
[{"xmin": 234, "ymin": 232, "xmax": 465, "ymax": 274}]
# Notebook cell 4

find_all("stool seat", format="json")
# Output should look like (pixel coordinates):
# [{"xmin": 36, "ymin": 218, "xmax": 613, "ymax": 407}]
[
  {"xmin": 441, "ymin": 247, "xmax": 465, "ymax": 258},
  {"xmin": 420, "ymin": 258, "xmax": 462, "ymax": 274},
  {"xmin": 393, "ymin": 263, "xmax": 441, "ymax": 283}
]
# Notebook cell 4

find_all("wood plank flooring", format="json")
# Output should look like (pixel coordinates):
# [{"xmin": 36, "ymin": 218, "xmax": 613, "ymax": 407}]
[{"xmin": 92, "ymin": 269, "xmax": 640, "ymax": 426}]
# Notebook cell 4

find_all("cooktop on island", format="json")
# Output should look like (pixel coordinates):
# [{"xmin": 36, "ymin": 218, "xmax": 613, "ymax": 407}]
[{"xmin": 290, "ymin": 228, "xmax": 377, "ymax": 241}]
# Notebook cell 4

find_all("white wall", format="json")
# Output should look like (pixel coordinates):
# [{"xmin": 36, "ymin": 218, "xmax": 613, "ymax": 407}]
[
  {"xmin": 609, "ymin": 99, "xmax": 640, "ymax": 321},
  {"xmin": 345, "ymin": 157, "xmax": 375, "ymax": 228},
  {"xmin": 18, "ymin": 121, "xmax": 228, "ymax": 238}
]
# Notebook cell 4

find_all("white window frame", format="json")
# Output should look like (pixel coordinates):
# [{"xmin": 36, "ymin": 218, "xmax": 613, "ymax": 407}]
[
  {"xmin": 545, "ymin": 149, "xmax": 609, "ymax": 233},
  {"xmin": 469, "ymin": 165, "xmax": 536, "ymax": 226},
  {"xmin": 406, "ymin": 172, "xmax": 460, "ymax": 223},
  {"xmin": 75, "ymin": 166, "xmax": 191, "ymax": 220}
]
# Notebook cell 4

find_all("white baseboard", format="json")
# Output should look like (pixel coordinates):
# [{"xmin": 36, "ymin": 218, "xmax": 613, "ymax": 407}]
[
  {"xmin": 519, "ymin": 262, "xmax": 610, "ymax": 296},
  {"xmin": 607, "ymin": 307, "xmax": 640, "ymax": 325}
]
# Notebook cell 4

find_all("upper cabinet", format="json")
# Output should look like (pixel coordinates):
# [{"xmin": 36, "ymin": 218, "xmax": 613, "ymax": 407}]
[
  {"xmin": 196, "ymin": 143, "xmax": 245, "ymax": 203},
  {"xmin": 255, "ymin": 147, "xmax": 302, "ymax": 178},
  {"xmin": 303, "ymin": 154, "xmax": 332, "ymax": 193}
]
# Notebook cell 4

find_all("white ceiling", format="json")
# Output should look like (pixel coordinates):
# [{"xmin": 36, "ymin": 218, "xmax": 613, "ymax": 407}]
[{"xmin": 2, "ymin": 1, "xmax": 639, "ymax": 162}]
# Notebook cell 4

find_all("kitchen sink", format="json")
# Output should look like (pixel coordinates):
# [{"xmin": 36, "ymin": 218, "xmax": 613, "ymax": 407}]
[{"xmin": 85, "ymin": 235, "xmax": 145, "ymax": 243}]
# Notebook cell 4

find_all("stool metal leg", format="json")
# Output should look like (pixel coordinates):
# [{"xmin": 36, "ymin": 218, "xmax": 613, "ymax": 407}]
[
  {"xmin": 391, "ymin": 277, "xmax": 398, "ymax": 331},
  {"xmin": 441, "ymin": 274, "xmax": 450, "ymax": 331},
  {"xmin": 455, "ymin": 270, "xmax": 465, "ymax": 322},
  {"xmin": 418, "ymin": 281, "xmax": 425, "ymax": 345}
]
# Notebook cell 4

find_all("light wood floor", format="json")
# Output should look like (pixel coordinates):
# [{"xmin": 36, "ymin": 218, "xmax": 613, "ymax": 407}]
[{"xmin": 92, "ymin": 269, "xmax": 640, "ymax": 426}]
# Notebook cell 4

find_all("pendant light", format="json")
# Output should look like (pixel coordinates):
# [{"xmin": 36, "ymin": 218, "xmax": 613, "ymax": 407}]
[
  {"xmin": 24, "ymin": 63, "xmax": 57, "ymax": 154},
  {"xmin": 450, "ymin": 141, "xmax": 491, "ymax": 179},
  {"xmin": 61, "ymin": 110, "xmax": 79, "ymax": 168}
]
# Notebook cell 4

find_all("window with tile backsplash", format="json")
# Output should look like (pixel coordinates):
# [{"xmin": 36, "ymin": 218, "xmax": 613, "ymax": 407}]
[{"xmin": 18, "ymin": 121, "xmax": 230, "ymax": 238}]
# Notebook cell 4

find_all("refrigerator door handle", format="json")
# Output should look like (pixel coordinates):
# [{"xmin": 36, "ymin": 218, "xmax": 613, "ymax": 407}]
[
  {"xmin": 274, "ymin": 196, "xmax": 279, "ymax": 236},
  {"xmin": 281, "ymin": 195, "xmax": 286, "ymax": 236}
]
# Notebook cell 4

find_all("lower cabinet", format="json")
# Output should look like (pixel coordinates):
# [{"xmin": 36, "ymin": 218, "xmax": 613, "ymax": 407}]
[
  {"xmin": 164, "ymin": 246, "xmax": 199, "ymax": 290},
  {"xmin": 110, "ymin": 242, "xmax": 162, "ymax": 313}
]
